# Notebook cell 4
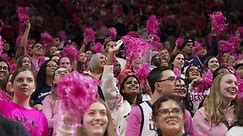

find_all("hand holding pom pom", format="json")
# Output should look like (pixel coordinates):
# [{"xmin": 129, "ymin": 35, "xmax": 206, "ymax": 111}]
[
  {"xmin": 56, "ymin": 71, "xmax": 98, "ymax": 124},
  {"xmin": 210, "ymin": 11, "xmax": 227, "ymax": 35},
  {"xmin": 63, "ymin": 43, "xmax": 79, "ymax": 60},
  {"xmin": 17, "ymin": 7, "xmax": 30, "ymax": 22}
]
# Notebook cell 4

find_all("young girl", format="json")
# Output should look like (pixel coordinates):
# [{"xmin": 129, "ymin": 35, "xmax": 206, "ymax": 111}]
[
  {"xmin": 193, "ymin": 73, "xmax": 238, "ymax": 136},
  {"xmin": 0, "ymin": 68, "xmax": 49, "ymax": 136},
  {"xmin": 42, "ymin": 67, "xmax": 70, "ymax": 136},
  {"xmin": 57, "ymin": 99, "xmax": 116, "ymax": 136}
]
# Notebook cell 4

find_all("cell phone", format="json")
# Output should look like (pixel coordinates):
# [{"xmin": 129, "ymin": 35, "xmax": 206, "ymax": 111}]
[{"xmin": 116, "ymin": 40, "xmax": 123, "ymax": 47}]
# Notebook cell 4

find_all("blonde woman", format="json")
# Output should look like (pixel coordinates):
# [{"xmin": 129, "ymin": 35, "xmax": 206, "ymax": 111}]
[
  {"xmin": 57, "ymin": 99, "xmax": 116, "ymax": 136},
  {"xmin": 193, "ymin": 73, "xmax": 238, "ymax": 136}
]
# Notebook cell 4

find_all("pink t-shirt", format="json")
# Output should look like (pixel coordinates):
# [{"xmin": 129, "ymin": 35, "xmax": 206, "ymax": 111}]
[
  {"xmin": 0, "ymin": 100, "xmax": 49, "ymax": 136},
  {"xmin": 193, "ymin": 106, "xmax": 235, "ymax": 136}
]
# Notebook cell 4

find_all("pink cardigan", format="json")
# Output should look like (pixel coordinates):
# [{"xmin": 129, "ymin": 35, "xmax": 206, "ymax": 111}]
[
  {"xmin": 42, "ymin": 95, "xmax": 64, "ymax": 136},
  {"xmin": 193, "ymin": 106, "xmax": 235, "ymax": 136}
]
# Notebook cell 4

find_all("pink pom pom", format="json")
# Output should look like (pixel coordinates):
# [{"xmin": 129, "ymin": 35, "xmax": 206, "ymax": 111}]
[
  {"xmin": 195, "ymin": 70, "xmax": 213, "ymax": 93},
  {"xmin": 228, "ymin": 36, "xmax": 240, "ymax": 48},
  {"xmin": 176, "ymin": 37, "xmax": 185, "ymax": 47},
  {"xmin": 57, "ymin": 31, "xmax": 68, "ymax": 42},
  {"xmin": 17, "ymin": 7, "xmax": 30, "ymax": 22},
  {"xmin": 38, "ymin": 57, "xmax": 46, "ymax": 67},
  {"xmin": 218, "ymin": 36, "xmax": 240, "ymax": 53},
  {"xmin": 194, "ymin": 41, "xmax": 202, "ymax": 54},
  {"xmin": 210, "ymin": 11, "xmax": 227, "ymax": 35},
  {"xmin": 218, "ymin": 40, "xmax": 233, "ymax": 53},
  {"xmin": 41, "ymin": 31, "xmax": 54, "ymax": 46},
  {"xmin": 127, "ymin": 31, "xmax": 138, "ymax": 37},
  {"xmin": 121, "ymin": 35, "xmax": 149, "ymax": 61},
  {"xmin": 1, "ymin": 53, "xmax": 10, "ymax": 61},
  {"xmin": 56, "ymin": 71, "xmax": 98, "ymax": 122},
  {"xmin": 146, "ymin": 15, "xmax": 159, "ymax": 35},
  {"xmin": 0, "ymin": 36, "xmax": 3, "ymax": 54},
  {"xmin": 84, "ymin": 28, "xmax": 96, "ymax": 42},
  {"xmin": 63, "ymin": 43, "xmax": 79, "ymax": 60},
  {"xmin": 108, "ymin": 27, "xmax": 117, "ymax": 41},
  {"xmin": 173, "ymin": 68, "xmax": 181, "ymax": 78},
  {"xmin": 92, "ymin": 42, "xmax": 105, "ymax": 53},
  {"xmin": 238, "ymin": 77, "xmax": 243, "ymax": 90},
  {"xmin": 10, "ymin": 64, "xmax": 16, "ymax": 73},
  {"xmin": 135, "ymin": 64, "xmax": 151, "ymax": 88}
]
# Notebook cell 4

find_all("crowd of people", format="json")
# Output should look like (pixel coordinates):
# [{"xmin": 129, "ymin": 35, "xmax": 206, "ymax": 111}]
[{"xmin": 0, "ymin": 0, "xmax": 243, "ymax": 136}]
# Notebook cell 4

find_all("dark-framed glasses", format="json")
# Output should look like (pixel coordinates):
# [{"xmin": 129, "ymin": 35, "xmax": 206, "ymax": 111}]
[
  {"xmin": 157, "ymin": 107, "xmax": 182, "ymax": 117},
  {"xmin": 156, "ymin": 76, "xmax": 176, "ymax": 83}
]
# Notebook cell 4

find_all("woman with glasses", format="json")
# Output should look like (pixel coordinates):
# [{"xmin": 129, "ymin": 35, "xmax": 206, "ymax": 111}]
[
  {"xmin": 185, "ymin": 64, "xmax": 205, "ymax": 114},
  {"xmin": 152, "ymin": 95, "xmax": 188, "ymax": 136},
  {"xmin": 174, "ymin": 77, "xmax": 193, "ymax": 114},
  {"xmin": 193, "ymin": 73, "xmax": 238, "ymax": 136},
  {"xmin": 42, "ymin": 67, "xmax": 69, "ymax": 136},
  {"xmin": 32, "ymin": 59, "xmax": 58, "ymax": 110}
]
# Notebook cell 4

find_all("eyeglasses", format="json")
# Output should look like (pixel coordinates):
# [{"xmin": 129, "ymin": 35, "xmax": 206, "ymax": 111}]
[
  {"xmin": 47, "ymin": 64, "xmax": 57, "ymax": 68},
  {"xmin": 156, "ymin": 76, "xmax": 176, "ymax": 83},
  {"xmin": 0, "ymin": 66, "xmax": 8, "ymax": 71},
  {"xmin": 157, "ymin": 108, "xmax": 182, "ymax": 117},
  {"xmin": 189, "ymin": 68, "xmax": 201, "ymax": 72}
]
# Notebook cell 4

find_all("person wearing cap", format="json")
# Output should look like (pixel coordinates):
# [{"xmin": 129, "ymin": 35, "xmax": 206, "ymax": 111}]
[{"xmin": 180, "ymin": 35, "xmax": 219, "ymax": 70}]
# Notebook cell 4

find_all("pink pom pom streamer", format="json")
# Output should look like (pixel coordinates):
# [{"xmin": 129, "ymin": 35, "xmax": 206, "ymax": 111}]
[
  {"xmin": 146, "ymin": 15, "xmax": 159, "ymax": 35},
  {"xmin": 135, "ymin": 64, "xmax": 151, "ymax": 88},
  {"xmin": 83, "ymin": 28, "xmax": 96, "ymax": 42},
  {"xmin": 194, "ymin": 41, "xmax": 202, "ymax": 54},
  {"xmin": 173, "ymin": 68, "xmax": 181, "ymax": 78},
  {"xmin": 38, "ymin": 57, "xmax": 46, "ymax": 67},
  {"xmin": 195, "ymin": 70, "xmax": 213, "ymax": 93},
  {"xmin": 41, "ymin": 31, "xmax": 54, "ymax": 47},
  {"xmin": 17, "ymin": 7, "xmax": 30, "ymax": 22},
  {"xmin": 176, "ymin": 37, "xmax": 185, "ymax": 47},
  {"xmin": 57, "ymin": 31, "xmax": 68, "ymax": 42},
  {"xmin": 0, "ymin": 36, "xmax": 3, "ymax": 54},
  {"xmin": 1, "ymin": 53, "xmax": 10, "ymax": 61},
  {"xmin": 210, "ymin": 11, "xmax": 227, "ymax": 35},
  {"xmin": 218, "ymin": 40, "xmax": 233, "ymax": 53},
  {"xmin": 228, "ymin": 36, "xmax": 240, "ymax": 48},
  {"xmin": 56, "ymin": 71, "xmax": 98, "ymax": 123},
  {"xmin": 92, "ymin": 42, "xmax": 105, "ymax": 53},
  {"xmin": 10, "ymin": 64, "xmax": 16, "ymax": 73},
  {"xmin": 121, "ymin": 35, "xmax": 149, "ymax": 61},
  {"xmin": 237, "ymin": 77, "xmax": 243, "ymax": 94},
  {"xmin": 63, "ymin": 44, "xmax": 79, "ymax": 60},
  {"xmin": 108, "ymin": 27, "xmax": 117, "ymax": 41}
]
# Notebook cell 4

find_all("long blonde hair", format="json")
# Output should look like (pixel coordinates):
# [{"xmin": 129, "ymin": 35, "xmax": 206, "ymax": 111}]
[
  {"xmin": 204, "ymin": 73, "xmax": 237, "ymax": 125},
  {"xmin": 77, "ymin": 99, "xmax": 116, "ymax": 136}
]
